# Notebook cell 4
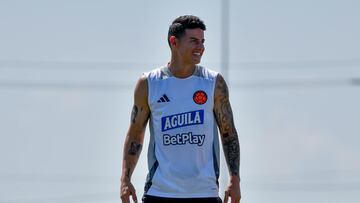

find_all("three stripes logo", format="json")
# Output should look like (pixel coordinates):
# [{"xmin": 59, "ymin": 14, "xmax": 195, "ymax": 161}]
[{"xmin": 157, "ymin": 94, "xmax": 170, "ymax": 103}]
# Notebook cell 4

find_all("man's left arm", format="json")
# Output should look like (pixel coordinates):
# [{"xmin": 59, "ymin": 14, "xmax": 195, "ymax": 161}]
[{"xmin": 213, "ymin": 74, "xmax": 241, "ymax": 203}]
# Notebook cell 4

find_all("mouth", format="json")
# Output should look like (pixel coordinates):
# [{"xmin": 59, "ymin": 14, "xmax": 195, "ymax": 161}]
[{"xmin": 193, "ymin": 52, "xmax": 201, "ymax": 57}]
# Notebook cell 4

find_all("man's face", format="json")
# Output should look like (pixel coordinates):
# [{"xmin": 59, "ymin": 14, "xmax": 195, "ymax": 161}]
[{"xmin": 176, "ymin": 28, "xmax": 205, "ymax": 65}]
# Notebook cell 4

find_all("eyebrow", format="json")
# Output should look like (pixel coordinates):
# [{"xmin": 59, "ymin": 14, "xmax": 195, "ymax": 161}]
[{"xmin": 190, "ymin": 37, "xmax": 205, "ymax": 42}]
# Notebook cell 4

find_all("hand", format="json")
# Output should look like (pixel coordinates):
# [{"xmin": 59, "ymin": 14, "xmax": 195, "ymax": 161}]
[
  {"xmin": 120, "ymin": 180, "xmax": 138, "ymax": 203},
  {"xmin": 224, "ymin": 176, "xmax": 241, "ymax": 203}
]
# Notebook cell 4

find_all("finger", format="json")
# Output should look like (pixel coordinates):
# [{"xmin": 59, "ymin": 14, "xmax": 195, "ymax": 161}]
[
  {"xmin": 223, "ymin": 191, "xmax": 229, "ymax": 203},
  {"xmin": 233, "ymin": 195, "xmax": 241, "ymax": 203},
  {"xmin": 121, "ymin": 194, "xmax": 130, "ymax": 203},
  {"xmin": 131, "ymin": 190, "xmax": 138, "ymax": 203},
  {"xmin": 120, "ymin": 188, "xmax": 130, "ymax": 203}
]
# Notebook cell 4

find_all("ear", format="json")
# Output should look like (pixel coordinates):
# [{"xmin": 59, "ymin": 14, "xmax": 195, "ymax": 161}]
[{"xmin": 169, "ymin": 36, "xmax": 176, "ymax": 47}]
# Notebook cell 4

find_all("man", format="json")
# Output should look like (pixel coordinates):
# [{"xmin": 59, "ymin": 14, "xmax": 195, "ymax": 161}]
[{"xmin": 120, "ymin": 15, "xmax": 241, "ymax": 203}]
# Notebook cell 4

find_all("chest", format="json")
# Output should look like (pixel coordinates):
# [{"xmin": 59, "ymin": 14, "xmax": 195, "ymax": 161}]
[{"xmin": 148, "ymin": 78, "xmax": 214, "ymax": 115}]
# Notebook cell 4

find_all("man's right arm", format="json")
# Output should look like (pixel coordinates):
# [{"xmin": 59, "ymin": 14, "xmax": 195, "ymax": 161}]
[{"xmin": 120, "ymin": 74, "xmax": 150, "ymax": 203}]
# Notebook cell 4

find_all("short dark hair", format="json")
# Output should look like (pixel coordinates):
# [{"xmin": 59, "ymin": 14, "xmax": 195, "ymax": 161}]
[{"xmin": 168, "ymin": 15, "xmax": 206, "ymax": 47}]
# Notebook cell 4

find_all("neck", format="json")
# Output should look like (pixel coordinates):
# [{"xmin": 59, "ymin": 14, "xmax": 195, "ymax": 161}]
[{"xmin": 168, "ymin": 56, "xmax": 196, "ymax": 78}]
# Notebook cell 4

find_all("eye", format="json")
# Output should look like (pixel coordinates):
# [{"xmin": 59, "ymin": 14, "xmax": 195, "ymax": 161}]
[{"xmin": 190, "ymin": 39, "xmax": 200, "ymax": 45}]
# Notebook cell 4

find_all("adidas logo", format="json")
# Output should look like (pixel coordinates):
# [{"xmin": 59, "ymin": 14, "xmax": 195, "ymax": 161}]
[{"xmin": 157, "ymin": 94, "xmax": 170, "ymax": 103}]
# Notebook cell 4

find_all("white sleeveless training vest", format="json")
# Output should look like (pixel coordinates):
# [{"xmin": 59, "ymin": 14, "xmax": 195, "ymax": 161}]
[{"xmin": 144, "ymin": 65, "xmax": 220, "ymax": 198}]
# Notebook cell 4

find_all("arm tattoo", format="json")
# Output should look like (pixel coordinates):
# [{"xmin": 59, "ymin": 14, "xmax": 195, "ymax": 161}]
[
  {"xmin": 214, "ymin": 75, "xmax": 240, "ymax": 177},
  {"xmin": 128, "ymin": 141, "xmax": 142, "ymax": 155},
  {"xmin": 131, "ymin": 105, "xmax": 138, "ymax": 123},
  {"xmin": 223, "ymin": 134, "xmax": 240, "ymax": 177},
  {"xmin": 215, "ymin": 76, "xmax": 236, "ymax": 135}
]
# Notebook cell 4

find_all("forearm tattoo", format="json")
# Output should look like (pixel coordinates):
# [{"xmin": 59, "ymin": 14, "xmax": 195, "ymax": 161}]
[
  {"xmin": 223, "ymin": 134, "xmax": 240, "ymax": 177},
  {"xmin": 128, "ymin": 141, "xmax": 142, "ymax": 155},
  {"xmin": 131, "ymin": 105, "xmax": 138, "ymax": 123},
  {"xmin": 214, "ymin": 76, "xmax": 240, "ymax": 177}
]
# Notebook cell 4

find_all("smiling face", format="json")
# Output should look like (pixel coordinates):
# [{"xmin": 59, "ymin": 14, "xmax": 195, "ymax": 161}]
[{"xmin": 173, "ymin": 28, "xmax": 205, "ymax": 65}]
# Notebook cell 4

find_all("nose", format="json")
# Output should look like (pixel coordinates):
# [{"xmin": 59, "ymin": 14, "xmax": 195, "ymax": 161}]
[
  {"xmin": 197, "ymin": 42, "xmax": 205, "ymax": 51},
  {"xmin": 200, "ymin": 43, "xmax": 205, "ymax": 50}
]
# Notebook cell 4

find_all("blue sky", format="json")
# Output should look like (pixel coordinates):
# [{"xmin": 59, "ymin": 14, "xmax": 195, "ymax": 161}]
[{"xmin": 0, "ymin": 0, "xmax": 359, "ymax": 202}]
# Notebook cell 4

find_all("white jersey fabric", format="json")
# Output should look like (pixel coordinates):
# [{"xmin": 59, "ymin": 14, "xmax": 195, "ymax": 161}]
[{"xmin": 143, "ymin": 65, "xmax": 220, "ymax": 198}]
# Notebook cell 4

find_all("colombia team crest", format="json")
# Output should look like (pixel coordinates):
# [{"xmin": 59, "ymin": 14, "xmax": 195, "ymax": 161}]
[{"xmin": 193, "ymin": 90, "xmax": 207, "ymax": 105}]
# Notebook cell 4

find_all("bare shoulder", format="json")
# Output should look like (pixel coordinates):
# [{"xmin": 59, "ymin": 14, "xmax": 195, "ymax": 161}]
[
  {"xmin": 129, "ymin": 74, "xmax": 150, "ymax": 126},
  {"xmin": 134, "ymin": 74, "xmax": 148, "ymax": 99},
  {"xmin": 214, "ymin": 73, "xmax": 229, "ymax": 100}
]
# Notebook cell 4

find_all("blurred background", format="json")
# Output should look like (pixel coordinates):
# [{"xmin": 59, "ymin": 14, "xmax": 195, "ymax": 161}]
[{"xmin": 1, "ymin": 0, "xmax": 360, "ymax": 202}]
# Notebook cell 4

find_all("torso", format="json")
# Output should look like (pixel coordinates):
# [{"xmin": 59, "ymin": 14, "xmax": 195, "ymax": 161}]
[{"xmin": 144, "ymin": 65, "xmax": 220, "ymax": 198}]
